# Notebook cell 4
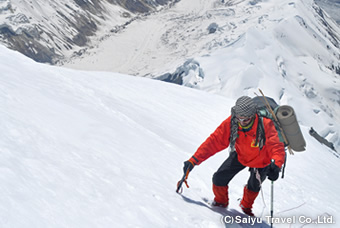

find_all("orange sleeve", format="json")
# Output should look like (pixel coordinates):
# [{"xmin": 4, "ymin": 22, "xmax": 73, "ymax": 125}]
[
  {"xmin": 263, "ymin": 118, "xmax": 286, "ymax": 168},
  {"xmin": 189, "ymin": 117, "xmax": 231, "ymax": 165}
]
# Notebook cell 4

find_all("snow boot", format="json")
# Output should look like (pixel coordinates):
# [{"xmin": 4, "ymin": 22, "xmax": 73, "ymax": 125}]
[
  {"xmin": 240, "ymin": 186, "xmax": 259, "ymax": 216},
  {"xmin": 240, "ymin": 205, "xmax": 255, "ymax": 216},
  {"xmin": 211, "ymin": 200, "xmax": 228, "ymax": 208},
  {"xmin": 212, "ymin": 184, "xmax": 229, "ymax": 208}
]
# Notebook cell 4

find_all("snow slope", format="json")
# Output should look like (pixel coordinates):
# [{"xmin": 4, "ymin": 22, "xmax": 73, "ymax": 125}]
[{"xmin": 1, "ymin": 43, "xmax": 340, "ymax": 228}]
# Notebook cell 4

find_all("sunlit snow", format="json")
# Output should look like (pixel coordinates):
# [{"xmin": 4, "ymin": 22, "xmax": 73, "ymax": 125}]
[{"xmin": 1, "ymin": 0, "xmax": 340, "ymax": 227}]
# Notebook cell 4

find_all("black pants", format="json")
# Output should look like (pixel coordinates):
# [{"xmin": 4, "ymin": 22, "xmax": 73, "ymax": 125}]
[{"xmin": 212, "ymin": 152, "xmax": 269, "ymax": 192}]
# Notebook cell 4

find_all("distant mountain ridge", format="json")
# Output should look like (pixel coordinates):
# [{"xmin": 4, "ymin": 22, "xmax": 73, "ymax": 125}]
[
  {"xmin": 0, "ymin": 0, "xmax": 175, "ymax": 63},
  {"xmin": 0, "ymin": 0, "xmax": 339, "ymax": 65}
]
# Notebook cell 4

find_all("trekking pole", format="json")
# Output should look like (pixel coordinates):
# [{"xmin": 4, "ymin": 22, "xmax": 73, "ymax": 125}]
[
  {"xmin": 258, "ymin": 89, "xmax": 294, "ymax": 155},
  {"xmin": 270, "ymin": 159, "xmax": 275, "ymax": 228},
  {"xmin": 271, "ymin": 180, "xmax": 274, "ymax": 228}
]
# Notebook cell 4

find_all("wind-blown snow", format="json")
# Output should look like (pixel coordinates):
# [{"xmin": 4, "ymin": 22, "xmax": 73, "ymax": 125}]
[{"xmin": 1, "ymin": 42, "xmax": 340, "ymax": 227}]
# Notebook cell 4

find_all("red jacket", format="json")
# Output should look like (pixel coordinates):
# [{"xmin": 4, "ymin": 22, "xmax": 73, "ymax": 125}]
[{"xmin": 189, "ymin": 115, "xmax": 285, "ymax": 168}]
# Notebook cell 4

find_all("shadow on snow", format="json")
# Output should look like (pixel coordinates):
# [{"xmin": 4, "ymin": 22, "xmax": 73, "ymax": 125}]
[{"xmin": 179, "ymin": 194, "xmax": 270, "ymax": 228}]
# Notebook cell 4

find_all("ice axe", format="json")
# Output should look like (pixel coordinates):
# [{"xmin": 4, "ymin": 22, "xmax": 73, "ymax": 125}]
[{"xmin": 176, "ymin": 169, "xmax": 190, "ymax": 194}]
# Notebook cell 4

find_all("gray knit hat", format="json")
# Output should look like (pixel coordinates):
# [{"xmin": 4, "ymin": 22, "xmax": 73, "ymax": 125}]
[{"xmin": 234, "ymin": 96, "xmax": 256, "ymax": 117}]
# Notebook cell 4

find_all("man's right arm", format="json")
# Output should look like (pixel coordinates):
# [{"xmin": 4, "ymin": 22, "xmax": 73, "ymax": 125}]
[{"xmin": 189, "ymin": 116, "xmax": 231, "ymax": 166}]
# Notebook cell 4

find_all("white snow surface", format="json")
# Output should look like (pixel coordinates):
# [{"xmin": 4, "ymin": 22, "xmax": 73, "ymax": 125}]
[
  {"xmin": 1, "ymin": 0, "xmax": 340, "ymax": 227},
  {"xmin": 1, "ymin": 43, "xmax": 340, "ymax": 227}
]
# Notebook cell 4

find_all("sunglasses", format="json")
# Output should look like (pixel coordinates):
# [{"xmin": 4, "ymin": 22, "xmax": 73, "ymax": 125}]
[{"xmin": 236, "ymin": 116, "xmax": 252, "ymax": 123}]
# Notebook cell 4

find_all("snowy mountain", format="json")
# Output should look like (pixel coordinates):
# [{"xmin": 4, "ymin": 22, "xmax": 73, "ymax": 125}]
[
  {"xmin": 0, "ymin": 0, "xmax": 339, "ymax": 65},
  {"xmin": 62, "ymin": 0, "xmax": 340, "ymax": 77},
  {"xmin": 1, "ymin": 0, "xmax": 340, "ymax": 227},
  {"xmin": 0, "ymin": 0, "xmax": 175, "ymax": 63},
  {"xmin": 63, "ymin": 0, "xmax": 340, "ymax": 137},
  {"xmin": 1, "ymin": 43, "xmax": 340, "ymax": 227}
]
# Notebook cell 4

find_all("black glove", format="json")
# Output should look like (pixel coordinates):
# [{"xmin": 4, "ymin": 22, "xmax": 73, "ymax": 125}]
[
  {"xmin": 176, "ymin": 161, "xmax": 195, "ymax": 193},
  {"xmin": 267, "ymin": 162, "xmax": 280, "ymax": 181},
  {"xmin": 183, "ymin": 160, "xmax": 194, "ymax": 175}
]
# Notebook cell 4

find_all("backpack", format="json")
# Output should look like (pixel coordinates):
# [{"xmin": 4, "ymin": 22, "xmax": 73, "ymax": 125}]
[{"xmin": 252, "ymin": 96, "xmax": 289, "ymax": 147}]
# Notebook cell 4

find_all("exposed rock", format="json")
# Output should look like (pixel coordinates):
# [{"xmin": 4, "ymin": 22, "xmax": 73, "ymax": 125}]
[
  {"xmin": 309, "ymin": 127, "xmax": 337, "ymax": 152},
  {"xmin": 207, "ymin": 23, "xmax": 218, "ymax": 34},
  {"xmin": 156, "ymin": 59, "xmax": 204, "ymax": 87}
]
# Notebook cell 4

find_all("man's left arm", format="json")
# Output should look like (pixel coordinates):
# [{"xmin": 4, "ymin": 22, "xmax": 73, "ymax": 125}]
[{"xmin": 264, "ymin": 120, "xmax": 285, "ymax": 168}]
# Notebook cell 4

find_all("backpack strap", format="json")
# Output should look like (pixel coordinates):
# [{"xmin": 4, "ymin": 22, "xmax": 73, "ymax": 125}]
[
  {"xmin": 255, "ymin": 116, "xmax": 265, "ymax": 150},
  {"xmin": 257, "ymin": 117, "xmax": 287, "ymax": 179}
]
